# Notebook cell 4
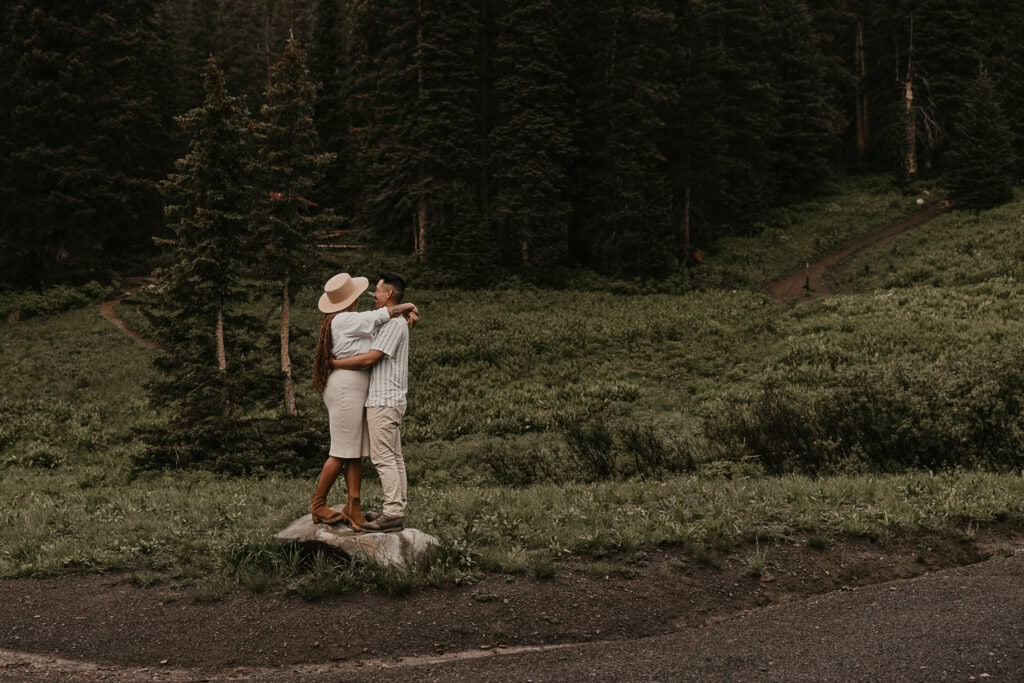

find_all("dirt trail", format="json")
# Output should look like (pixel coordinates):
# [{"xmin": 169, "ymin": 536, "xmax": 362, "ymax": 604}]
[
  {"xmin": 769, "ymin": 200, "xmax": 951, "ymax": 301},
  {"xmin": 98, "ymin": 279, "xmax": 158, "ymax": 349}
]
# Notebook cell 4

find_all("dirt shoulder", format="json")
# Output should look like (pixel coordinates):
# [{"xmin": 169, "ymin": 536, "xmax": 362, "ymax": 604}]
[{"xmin": 2, "ymin": 525, "xmax": 1021, "ymax": 681}]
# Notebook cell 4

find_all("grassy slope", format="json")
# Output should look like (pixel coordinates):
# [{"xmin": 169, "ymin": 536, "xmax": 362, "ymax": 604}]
[{"xmin": 2, "ymin": 177, "xmax": 1023, "ymax": 594}]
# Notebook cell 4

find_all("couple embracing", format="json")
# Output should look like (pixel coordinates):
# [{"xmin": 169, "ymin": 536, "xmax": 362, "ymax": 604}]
[{"xmin": 309, "ymin": 271, "xmax": 418, "ymax": 533}]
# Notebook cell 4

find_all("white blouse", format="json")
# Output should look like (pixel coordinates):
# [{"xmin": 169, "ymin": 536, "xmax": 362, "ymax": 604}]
[{"xmin": 330, "ymin": 307, "xmax": 390, "ymax": 359}]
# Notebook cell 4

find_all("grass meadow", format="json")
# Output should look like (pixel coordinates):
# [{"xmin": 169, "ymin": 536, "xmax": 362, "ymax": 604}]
[{"xmin": 2, "ymin": 175, "xmax": 1024, "ymax": 598}]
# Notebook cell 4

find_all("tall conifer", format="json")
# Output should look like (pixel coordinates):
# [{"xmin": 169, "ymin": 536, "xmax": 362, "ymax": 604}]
[
  {"xmin": 945, "ymin": 68, "xmax": 1017, "ymax": 210},
  {"xmin": 142, "ymin": 59, "xmax": 263, "ymax": 469},
  {"xmin": 251, "ymin": 37, "xmax": 335, "ymax": 416},
  {"xmin": 490, "ymin": 0, "xmax": 574, "ymax": 268},
  {"xmin": 0, "ymin": 0, "xmax": 167, "ymax": 286},
  {"xmin": 348, "ymin": 0, "xmax": 419, "ymax": 245},
  {"xmin": 571, "ymin": 1, "xmax": 675, "ymax": 276}
]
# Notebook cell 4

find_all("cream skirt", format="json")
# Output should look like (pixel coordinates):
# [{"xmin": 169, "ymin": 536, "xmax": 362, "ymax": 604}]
[{"xmin": 323, "ymin": 368, "xmax": 371, "ymax": 459}]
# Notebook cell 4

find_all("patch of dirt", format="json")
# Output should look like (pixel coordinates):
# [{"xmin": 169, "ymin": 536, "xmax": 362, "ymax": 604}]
[
  {"xmin": 769, "ymin": 200, "xmax": 951, "ymax": 301},
  {"xmin": 2, "ymin": 525, "xmax": 1021, "ymax": 681}
]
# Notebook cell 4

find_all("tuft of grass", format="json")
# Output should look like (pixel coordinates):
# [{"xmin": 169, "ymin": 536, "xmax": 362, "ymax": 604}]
[
  {"xmin": 472, "ymin": 590, "xmax": 499, "ymax": 603},
  {"xmin": 745, "ymin": 539, "xmax": 769, "ymax": 577},
  {"xmin": 532, "ymin": 559, "xmax": 557, "ymax": 580},
  {"xmin": 807, "ymin": 534, "xmax": 832, "ymax": 550},
  {"xmin": 191, "ymin": 575, "xmax": 235, "ymax": 603}
]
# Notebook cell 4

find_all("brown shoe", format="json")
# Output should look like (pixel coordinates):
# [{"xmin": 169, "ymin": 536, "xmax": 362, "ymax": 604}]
[
  {"xmin": 358, "ymin": 513, "xmax": 404, "ymax": 533},
  {"xmin": 340, "ymin": 497, "xmax": 367, "ymax": 529},
  {"xmin": 310, "ymin": 495, "xmax": 345, "ymax": 525}
]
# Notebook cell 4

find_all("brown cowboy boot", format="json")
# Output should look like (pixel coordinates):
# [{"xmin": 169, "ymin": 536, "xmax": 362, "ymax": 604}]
[
  {"xmin": 342, "ymin": 497, "xmax": 367, "ymax": 529},
  {"xmin": 310, "ymin": 457, "xmax": 345, "ymax": 524},
  {"xmin": 339, "ymin": 459, "xmax": 366, "ymax": 528}
]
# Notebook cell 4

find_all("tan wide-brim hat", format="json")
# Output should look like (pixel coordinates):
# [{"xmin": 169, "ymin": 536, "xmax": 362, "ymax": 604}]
[{"xmin": 318, "ymin": 273, "xmax": 369, "ymax": 313}]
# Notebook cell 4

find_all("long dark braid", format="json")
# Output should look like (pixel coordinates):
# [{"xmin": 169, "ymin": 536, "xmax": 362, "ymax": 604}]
[{"xmin": 312, "ymin": 313, "xmax": 338, "ymax": 393}]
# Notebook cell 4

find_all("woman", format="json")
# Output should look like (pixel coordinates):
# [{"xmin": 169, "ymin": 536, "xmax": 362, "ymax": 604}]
[{"xmin": 309, "ymin": 272, "xmax": 417, "ymax": 528}]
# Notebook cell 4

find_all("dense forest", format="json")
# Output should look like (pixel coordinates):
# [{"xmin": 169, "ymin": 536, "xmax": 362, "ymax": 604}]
[{"xmin": 2, "ymin": 0, "xmax": 1022, "ymax": 288}]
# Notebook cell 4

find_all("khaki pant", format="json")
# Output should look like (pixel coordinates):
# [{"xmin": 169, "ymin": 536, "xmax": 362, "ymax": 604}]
[{"xmin": 366, "ymin": 405, "xmax": 406, "ymax": 517}]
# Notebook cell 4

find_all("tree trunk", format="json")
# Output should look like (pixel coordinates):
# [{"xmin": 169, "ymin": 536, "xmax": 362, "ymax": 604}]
[
  {"xmin": 903, "ymin": 13, "xmax": 917, "ymax": 179},
  {"xmin": 477, "ymin": 0, "xmax": 490, "ymax": 226},
  {"xmin": 903, "ymin": 77, "xmax": 917, "ymax": 178},
  {"xmin": 682, "ymin": 183, "xmax": 691, "ymax": 251},
  {"xmin": 281, "ymin": 274, "xmax": 297, "ymax": 417},
  {"xmin": 414, "ymin": 0, "xmax": 427, "ymax": 263},
  {"xmin": 415, "ymin": 196, "xmax": 427, "ymax": 262},
  {"xmin": 854, "ymin": 16, "xmax": 868, "ymax": 159},
  {"xmin": 215, "ymin": 306, "xmax": 226, "ymax": 371}
]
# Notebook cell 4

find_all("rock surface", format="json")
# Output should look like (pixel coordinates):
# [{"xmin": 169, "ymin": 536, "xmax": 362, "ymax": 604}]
[{"xmin": 274, "ymin": 507, "xmax": 439, "ymax": 569}]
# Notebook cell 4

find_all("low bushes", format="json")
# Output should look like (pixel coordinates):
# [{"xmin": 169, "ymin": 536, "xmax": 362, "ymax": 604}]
[
  {"xmin": 708, "ymin": 351, "xmax": 1024, "ymax": 475},
  {"xmin": 0, "ymin": 281, "xmax": 115, "ymax": 321},
  {"xmin": 484, "ymin": 420, "xmax": 697, "ymax": 487}
]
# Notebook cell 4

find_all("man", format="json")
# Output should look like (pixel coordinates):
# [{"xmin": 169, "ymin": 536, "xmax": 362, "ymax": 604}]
[{"xmin": 330, "ymin": 272, "xmax": 412, "ymax": 533}]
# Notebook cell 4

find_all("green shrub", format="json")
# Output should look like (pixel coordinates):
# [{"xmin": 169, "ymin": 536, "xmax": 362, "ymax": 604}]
[
  {"xmin": 558, "ymin": 420, "xmax": 698, "ymax": 483},
  {"xmin": 709, "ymin": 352, "xmax": 1024, "ymax": 475},
  {"xmin": 1, "ymin": 281, "xmax": 116, "ymax": 321},
  {"xmin": 134, "ymin": 414, "xmax": 324, "ymax": 475},
  {"xmin": 564, "ymin": 420, "xmax": 618, "ymax": 480}
]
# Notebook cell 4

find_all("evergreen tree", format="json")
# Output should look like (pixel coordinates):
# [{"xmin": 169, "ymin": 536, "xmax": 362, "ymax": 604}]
[
  {"xmin": 662, "ymin": 0, "xmax": 729, "ymax": 255},
  {"xmin": 0, "ymin": 0, "xmax": 168, "ymax": 287},
  {"xmin": 141, "ymin": 59, "xmax": 266, "ymax": 469},
  {"xmin": 763, "ymin": 0, "xmax": 844, "ymax": 202},
  {"xmin": 410, "ymin": 0, "xmax": 489, "ymax": 274},
  {"xmin": 155, "ymin": 0, "xmax": 219, "ymax": 118},
  {"xmin": 251, "ymin": 36, "xmax": 335, "ymax": 416},
  {"xmin": 806, "ymin": 0, "xmax": 863, "ymax": 162},
  {"xmin": 661, "ymin": 0, "xmax": 782, "ymax": 250},
  {"xmin": 907, "ymin": 0, "xmax": 982, "ymax": 173},
  {"xmin": 571, "ymin": 1, "xmax": 675, "ymax": 277},
  {"xmin": 349, "ymin": 0, "xmax": 492, "ymax": 279},
  {"xmin": 490, "ymin": 0, "xmax": 574, "ymax": 268},
  {"xmin": 945, "ymin": 68, "xmax": 1017, "ymax": 210},
  {"xmin": 212, "ymin": 0, "xmax": 316, "ymax": 110},
  {"xmin": 979, "ymin": 1, "xmax": 1024, "ymax": 174},
  {"xmin": 309, "ymin": 0, "xmax": 355, "ymax": 215},
  {"xmin": 348, "ymin": 0, "xmax": 419, "ymax": 246}
]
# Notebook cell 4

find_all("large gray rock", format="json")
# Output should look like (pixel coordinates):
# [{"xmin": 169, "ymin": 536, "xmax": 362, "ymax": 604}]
[{"xmin": 274, "ymin": 507, "xmax": 439, "ymax": 570}]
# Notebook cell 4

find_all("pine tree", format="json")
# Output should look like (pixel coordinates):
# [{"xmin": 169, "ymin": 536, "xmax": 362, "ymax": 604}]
[
  {"xmin": 570, "ymin": 1, "xmax": 675, "ymax": 277},
  {"xmin": 409, "ymin": 0, "xmax": 489, "ymax": 274},
  {"xmin": 349, "ymin": 0, "xmax": 492, "ymax": 279},
  {"xmin": 141, "ymin": 58, "xmax": 265, "ymax": 469},
  {"xmin": 906, "ymin": 0, "xmax": 983, "ymax": 173},
  {"xmin": 945, "ymin": 68, "xmax": 1017, "ymax": 210},
  {"xmin": 0, "ymin": 0, "xmax": 168, "ymax": 287},
  {"xmin": 661, "ymin": 0, "xmax": 783, "ymax": 250},
  {"xmin": 251, "ymin": 36, "xmax": 336, "ymax": 416},
  {"xmin": 490, "ymin": 0, "xmax": 574, "ymax": 268},
  {"xmin": 764, "ymin": 0, "xmax": 844, "ymax": 202},
  {"xmin": 978, "ymin": 1, "xmax": 1024, "ymax": 175},
  {"xmin": 347, "ymin": 0, "xmax": 420, "ymax": 247},
  {"xmin": 309, "ymin": 0, "xmax": 355, "ymax": 215}
]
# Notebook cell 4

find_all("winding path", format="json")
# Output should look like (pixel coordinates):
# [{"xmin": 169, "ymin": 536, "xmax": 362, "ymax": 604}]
[
  {"xmin": 769, "ymin": 200, "xmax": 952, "ymax": 301},
  {"xmin": 98, "ymin": 280, "xmax": 158, "ymax": 349}
]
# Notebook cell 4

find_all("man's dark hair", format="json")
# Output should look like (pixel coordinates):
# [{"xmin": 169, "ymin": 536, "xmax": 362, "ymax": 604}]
[{"xmin": 377, "ymin": 271, "xmax": 406, "ymax": 302}]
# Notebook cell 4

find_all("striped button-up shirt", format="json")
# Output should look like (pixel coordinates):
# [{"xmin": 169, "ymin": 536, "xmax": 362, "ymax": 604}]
[{"xmin": 366, "ymin": 316, "xmax": 409, "ymax": 408}]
